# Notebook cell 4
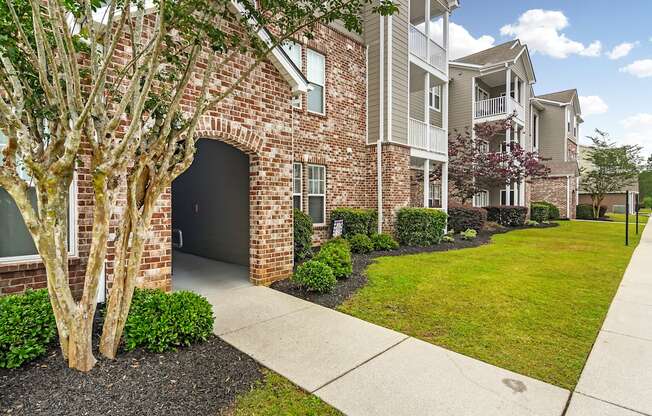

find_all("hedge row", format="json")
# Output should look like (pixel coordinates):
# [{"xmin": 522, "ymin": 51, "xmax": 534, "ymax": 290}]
[
  {"xmin": 396, "ymin": 208, "xmax": 448, "ymax": 246},
  {"xmin": 330, "ymin": 208, "xmax": 377, "ymax": 238},
  {"xmin": 448, "ymin": 205, "xmax": 487, "ymax": 233},
  {"xmin": 484, "ymin": 206, "xmax": 528, "ymax": 227}
]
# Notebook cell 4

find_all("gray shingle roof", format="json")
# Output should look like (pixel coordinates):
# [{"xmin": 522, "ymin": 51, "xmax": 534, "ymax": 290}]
[
  {"xmin": 536, "ymin": 89, "xmax": 577, "ymax": 104},
  {"xmin": 453, "ymin": 40, "xmax": 524, "ymax": 66}
]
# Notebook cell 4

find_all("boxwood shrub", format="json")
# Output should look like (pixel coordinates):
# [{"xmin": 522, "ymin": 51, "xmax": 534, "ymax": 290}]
[
  {"xmin": 330, "ymin": 208, "xmax": 377, "ymax": 238},
  {"xmin": 0, "ymin": 289, "xmax": 57, "ymax": 369},
  {"xmin": 484, "ymin": 206, "xmax": 528, "ymax": 227},
  {"xmin": 313, "ymin": 238, "xmax": 352, "ymax": 279},
  {"xmin": 448, "ymin": 205, "xmax": 487, "ymax": 233},
  {"xmin": 292, "ymin": 260, "xmax": 337, "ymax": 293},
  {"xmin": 348, "ymin": 233, "xmax": 374, "ymax": 254},
  {"xmin": 294, "ymin": 209, "xmax": 314, "ymax": 262},
  {"xmin": 532, "ymin": 201, "xmax": 560, "ymax": 220},
  {"xmin": 396, "ymin": 208, "xmax": 448, "ymax": 246},
  {"xmin": 371, "ymin": 233, "xmax": 399, "ymax": 251},
  {"xmin": 530, "ymin": 203, "xmax": 550, "ymax": 223},
  {"xmin": 124, "ymin": 289, "xmax": 214, "ymax": 353}
]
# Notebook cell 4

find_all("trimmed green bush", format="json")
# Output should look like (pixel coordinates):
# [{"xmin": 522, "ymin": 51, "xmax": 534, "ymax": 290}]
[
  {"xmin": 460, "ymin": 229, "xmax": 478, "ymax": 240},
  {"xmin": 448, "ymin": 205, "xmax": 487, "ymax": 233},
  {"xmin": 371, "ymin": 233, "xmax": 399, "ymax": 251},
  {"xmin": 292, "ymin": 260, "xmax": 337, "ymax": 293},
  {"xmin": 348, "ymin": 233, "xmax": 374, "ymax": 254},
  {"xmin": 530, "ymin": 203, "xmax": 550, "ymax": 223},
  {"xmin": 532, "ymin": 201, "xmax": 560, "ymax": 220},
  {"xmin": 124, "ymin": 289, "xmax": 214, "ymax": 353},
  {"xmin": 330, "ymin": 208, "xmax": 377, "ymax": 238},
  {"xmin": 576, "ymin": 204, "xmax": 607, "ymax": 220},
  {"xmin": 484, "ymin": 206, "xmax": 528, "ymax": 227},
  {"xmin": 396, "ymin": 208, "xmax": 448, "ymax": 246},
  {"xmin": 294, "ymin": 209, "xmax": 314, "ymax": 262},
  {"xmin": 314, "ymin": 238, "xmax": 352, "ymax": 279},
  {"xmin": 0, "ymin": 289, "xmax": 57, "ymax": 369}
]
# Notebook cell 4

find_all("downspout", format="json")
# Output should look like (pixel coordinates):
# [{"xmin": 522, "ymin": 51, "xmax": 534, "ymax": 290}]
[{"xmin": 377, "ymin": 14, "xmax": 384, "ymax": 233}]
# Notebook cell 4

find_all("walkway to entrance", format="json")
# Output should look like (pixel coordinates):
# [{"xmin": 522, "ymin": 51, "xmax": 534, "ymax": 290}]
[
  {"xmin": 172, "ymin": 251, "xmax": 251, "ymax": 295},
  {"xmin": 213, "ymin": 285, "xmax": 569, "ymax": 416}
]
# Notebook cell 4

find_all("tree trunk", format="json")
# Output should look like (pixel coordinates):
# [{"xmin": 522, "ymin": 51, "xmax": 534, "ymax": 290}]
[{"xmin": 64, "ymin": 311, "xmax": 97, "ymax": 372}]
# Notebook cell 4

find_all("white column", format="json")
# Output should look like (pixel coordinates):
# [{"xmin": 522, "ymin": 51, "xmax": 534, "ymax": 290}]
[
  {"xmin": 505, "ymin": 68, "xmax": 512, "ymax": 115},
  {"xmin": 442, "ymin": 161, "xmax": 449, "ymax": 212},
  {"xmin": 423, "ymin": 159, "xmax": 430, "ymax": 208},
  {"xmin": 471, "ymin": 77, "xmax": 477, "ymax": 121},
  {"xmin": 424, "ymin": 72, "xmax": 430, "ymax": 149},
  {"xmin": 443, "ymin": 11, "xmax": 450, "ymax": 71},
  {"xmin": 424, "ymin": 0, "xmax": 430, "ymax": 62}
]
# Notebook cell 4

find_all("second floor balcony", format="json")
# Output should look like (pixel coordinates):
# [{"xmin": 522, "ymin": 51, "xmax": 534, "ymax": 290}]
[
  {"xmin": 474, "ymin": 96, "xmax": 525, "ymax": 123},
  {"xmin": 409, "ymin": 118, "xmax": 447, "ymax": 155},
  {"xmin": 409, "ymin": 25, "xmax": 447, "ymax": 74},
  {"xmin": 408, "ymin": 0, "xmax": 450, "ymax": 78}
]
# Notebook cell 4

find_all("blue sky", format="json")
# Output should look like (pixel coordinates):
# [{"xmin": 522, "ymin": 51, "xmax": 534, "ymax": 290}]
[{"xmin": 448, "ymin": 0, "xmax": 652, "ymax": 158}]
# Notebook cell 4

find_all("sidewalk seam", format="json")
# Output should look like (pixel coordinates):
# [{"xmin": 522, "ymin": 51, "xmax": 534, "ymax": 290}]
[{"xmin": 567, "ymin": 392, "xmax": 652, "ymax": 416}]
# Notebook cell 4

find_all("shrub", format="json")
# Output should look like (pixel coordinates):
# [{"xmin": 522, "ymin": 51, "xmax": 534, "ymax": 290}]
[
  {"xmin": 484, "ymin": 206, "xmax": 528, "ymax": 227},
  {"xmin": 577, "ymin": 204, "xmax": 599, "ymax": 220},
  {"xmin": 124, "ymin": 289, "xmax": 214, "ymax": 353},
  {"xmin": 292, "ymin": 260, "xmax": 337, "ymax": 293},
  {"xmin": 314, "ymin": 239, "xmax": 352, "ymax": 279},
  {"xmin": 396, "ymin": 208, "xmax": 448, "ymax": 246},
  {"xmin": 371, "ymin": 233, "xmax": 399, "ymax": 251},
  {"xmin": 599, "ymin": 205, "xmax": 608, "ymax": 218},
  {"xmin": 0, "ymin": 289, "xmax": 57, "ymax": 369},
  {"xmin": 526, "ymin": 220, "xmax": 539, "ymax": 227},
  {"xmin": 460, "ymin": 229, "xmax": 477, "ymax": 240},
  {"xmin": 442, "ymin": 235, "xmax": 455, "ymax": 243},
  {"xmin": 644, "ymin": 196, "xmax": 652, "ymax": 209},
  {"xmin": 530, "ymin": 203, "xmax": 550, "ymax": 223},
  {"xmin": 532, "ymin": 201, "xmax": 560, "ymax": 220},
  {"xmin": 330, "ymin": 208, "xmax": 377, "ymax": 238},
  {"xmin": 348, "ymin": 233, "xmax": 374, "ymax": 254},
  {"xmin": 447, "ymin": 205, "xmax": 487, "ymax": 233},
  {"xmin": 294, "ymin": 209, "xmax": 314, "ymax": 262}
]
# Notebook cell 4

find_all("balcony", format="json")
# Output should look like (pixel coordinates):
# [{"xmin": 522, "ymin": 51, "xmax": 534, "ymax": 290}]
[
  {"xmin": 409, "ymin": 118, "xmax": 447, "ymax": 155},
  {"xmin": 474, "ymin": 96, "xmax": 525, "ymax": 123},
  {"xmin": 409, "ymin": 24, "xmax": 447, "ymax": 74}
]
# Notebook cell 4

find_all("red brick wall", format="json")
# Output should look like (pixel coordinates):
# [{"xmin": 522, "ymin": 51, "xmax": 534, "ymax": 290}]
[
  {"xmin": 579, "ymin": 193, "xmax": 630, "ymax": 213},
  {"xmin": 530, "ymin": 176, "xmax": 574, "ymax": 219}
]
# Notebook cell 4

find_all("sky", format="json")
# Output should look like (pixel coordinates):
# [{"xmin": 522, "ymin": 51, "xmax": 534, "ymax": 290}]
[{"xmin": 447, "ymin": 0, "xmax": 652, "ymax": 159}]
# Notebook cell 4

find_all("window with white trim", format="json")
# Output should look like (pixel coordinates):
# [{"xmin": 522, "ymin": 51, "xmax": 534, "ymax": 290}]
[
  {"xmin": 282, "ymin": 41, "xmax": 303, "ymax": 109},
  {"xmin": 429, "ymin": 85, "xmax": 441, "ymax": 112},
  {"xmin": 428, "ymin": 182, "xmax": 441, "ymax": 208},
  {"xmin": 500, "ymin": 189, "xmax": 515, "ymax": 206},
  {"xmin": 306, "ymin": 49, "xmax": 325, "ymax": 114},
  {"xmin": 474, "ymin": 190, "xmax": 489, "ymax": 208},
  {"xmin": 293, "ymin": 162, "xmax": 302, "ymax": 210},
  {"xmin": 307, "ymin": 165, "xmax": 326, "ymax": 224},
  {"xmin": 0, "ymin": 132, "xmax": 76, "ymax": 262}
]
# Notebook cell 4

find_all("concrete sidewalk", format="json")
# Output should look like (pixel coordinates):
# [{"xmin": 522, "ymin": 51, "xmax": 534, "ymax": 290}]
[
  {"xmin": 567, "ymin": 223, "xmax": 652, "ymax": 416},
  {"xmin": 204, "ymin": 285, "xmax": 569, "ymax": 415}
]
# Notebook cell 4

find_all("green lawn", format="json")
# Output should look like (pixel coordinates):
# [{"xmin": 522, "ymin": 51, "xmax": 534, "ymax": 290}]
[
  {"xmin": 225, "ymin": 371, "xmax": 341, "ymax": 416},
  {"xmin": 606, "ymin": 210, "xmax": 649, "ymax": 224},
  {"xmin": 339, "ymin": 221, "xmax": 642, "ymax": 390}
]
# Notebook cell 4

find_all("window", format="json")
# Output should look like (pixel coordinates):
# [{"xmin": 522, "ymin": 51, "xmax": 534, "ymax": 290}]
[
  {"xmin": 282, "ymin": 41, "xmax": 303, "ymax": 109},
  {"xmin": 532, "ymin": 114, "xmax": 539, "ymax": 149},
  {"xmin": 510, "ymin": 77, "xmax": 523, "ymax": 103},
  {"xmin": 293, "ymin": 163, "xmax": 302, "ymax": 210},
  {"xmin": 428, "ymin": 182, "xmax": 441, "ymax": 208},
  {"xmin": 476, "ymin": 85, "xmax": 489, "ymax": 102},
  {"xmin": 474, "ymin": 190, "xmax": 489, "ymax": 208},
  {"xmin": 0, "ymin": 132, "xmax": 76, "ymax": 262},
  {"xmin": 478, "ymin": 140, "xmax": 490, "ymax": 153},
  {"xmin": 429, "ymin": 86, "xmax": 442, "ymax": 111},
  {"xmin": 307, "ymin": 165, "xmax": 326, "ymax": 224},
  {"xmin": 500, "ymin": 189, "xmax": 515, "ymax": 206},
  {"xmin": 566, "ymin": 108, "xmax": 572, "ymax": 134},
  {"xmin": 306, "ymin": 49, "xmax": 325, "ymax": 114}
]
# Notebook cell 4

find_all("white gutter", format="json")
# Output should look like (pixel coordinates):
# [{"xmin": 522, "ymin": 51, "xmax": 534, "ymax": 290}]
[{"xmin": 377, "ymin": 15, "xmax": 384, "ymax": 233}]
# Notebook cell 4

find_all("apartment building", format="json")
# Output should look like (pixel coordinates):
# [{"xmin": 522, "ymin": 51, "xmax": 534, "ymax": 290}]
[
  {"xmin": 448, "ymin": 40, "xmax": 537, "ymax": 208},
  {"xmin": 530, "ymin": 90, "xmax": 583, "ymax": 218},
  {"xmin": 0, "ymin": 0, "xmax": 458, "ymax": 295}
]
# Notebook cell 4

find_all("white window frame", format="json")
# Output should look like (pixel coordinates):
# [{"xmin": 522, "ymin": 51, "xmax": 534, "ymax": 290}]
[
  {"xmin": 307, "ymin": 164, "xmax": 326, "ymax": 226},
  {"xmin": 476, "ymin": 85, "xmax": 490, "ymax": 102},
  {"xmin": 429, "ymin": 85, "xmax": 442, "ymax": 112},
  {"xmin": 500, "ymin": 189, "xmax": 515, "ymax": 206},
  {"xmin": 428, "ymin": 182, "xmax": 441, "ymax": 208},
  {"xmin": 474, "ymin": 190, "xmax": 489, "ymax": 208},
  {"xmin": 0, "ymin": 136, "xmax": 78, "ymax": 263},
  {"xmin": 306, "ymin": 49, "xmax": 326, "ymax": 115},
  {"xmin": 282, "ymin": 41, "xmax": 303, "ymax": 109},
  {"xmin": 293, "ymin": 162, "xmax": 303, "ymax": 210}
]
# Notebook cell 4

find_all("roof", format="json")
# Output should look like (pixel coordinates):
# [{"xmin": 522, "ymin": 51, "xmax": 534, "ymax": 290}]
[
  {"xmin": 453, "ymin": 40, "xmax": 524, "ymax": 66},
  {"xmin": 535, "ymin": 89, "xmax": 577, "ymax": 104}
]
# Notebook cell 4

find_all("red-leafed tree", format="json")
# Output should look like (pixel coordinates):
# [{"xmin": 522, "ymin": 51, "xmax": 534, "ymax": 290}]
[{"xmin": 448, "ymin": 115, "xmax": 550, "ymax": 205}]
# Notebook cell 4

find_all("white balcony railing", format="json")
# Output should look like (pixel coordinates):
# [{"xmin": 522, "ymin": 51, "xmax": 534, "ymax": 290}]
[
  {"xmin": 409, "ymin": 24, "xmax": 447, "ymax": 74},
  {"xmin": 409, "ymin": 118, "xmax": 448, "ymax": 155},
  {"xmin": 474, "ymin": 96, "xmax": 525, "ymax": 122}
]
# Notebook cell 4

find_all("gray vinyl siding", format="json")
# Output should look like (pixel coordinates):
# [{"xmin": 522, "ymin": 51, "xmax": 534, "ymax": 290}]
[
  {"xmin": 390, "ymin": 4, "xmax": 409, "ymax": 145},
  {"xmin": 409, "ymin": 89, "xmax": 443, "ymax": 128},
  {"xmin": 511, "ymin": 55, "xmax": 531, "ymax": 150},
  {"xmin": 538, "ymin": 104, "xmax": 565, "ymax": 161},
  {"xmin": 448, "ymin": 66, "xmax": 476, "ymax": 134},
  {"xmin": 364, "ymin": 7, "xmax": 381, "ymax": 144}
]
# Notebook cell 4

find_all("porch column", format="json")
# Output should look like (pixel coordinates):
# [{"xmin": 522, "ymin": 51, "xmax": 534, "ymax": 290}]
[
  {"xmin": 424, "ymin": 0, "xmax": 430, "ymax": 61},
  {"xmin": 423, "ymin": 159, "xmax": 430, "ymax": 207},
  {"xmin": 505, "ymin": 68, "xmax": 512, "ymax": 115},
  {"xmin": 442, "ymin": 161, "xmax": 449, "ymax": 212},
  {"xmin": 471, "ymin": 77, "xmax": 477, "ymax": 123},
  {"xmin": 424, "ymin": 72, "xmax": 430, "ymax": 149},
  {"xmin": 443, "ymin": 11, "xmax": 450, "ymax": 70}
]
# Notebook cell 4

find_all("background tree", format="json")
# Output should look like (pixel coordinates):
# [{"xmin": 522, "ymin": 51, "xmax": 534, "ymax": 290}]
[
  {"xmin": 581, "ymin": 130, "xmax": 642, "ymax": 218},
  {"xmin": 0, "ymin": 0, "xmax": 397, "ymax": 371},
  {"xmin": 447, "ymin": 116, "xmax": 549, "ymax": 204}
]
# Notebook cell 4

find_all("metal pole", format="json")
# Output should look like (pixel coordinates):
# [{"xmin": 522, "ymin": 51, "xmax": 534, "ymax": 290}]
[
  {"xmin": 625, "ymin": 190, "xmax": 630, "ymax": 246},
  {"xmin": 636, "ymin": 193, "xmax": 640, "ymax": 235}
]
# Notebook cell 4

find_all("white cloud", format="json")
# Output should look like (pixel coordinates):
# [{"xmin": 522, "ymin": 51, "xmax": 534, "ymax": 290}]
[
  {"xmin": 622, "ymin": 113, "xmax": 652, "ymax": 129},
  {"xmin": 500, "ymin": 9, "xmax": 602, "ymax": 59},
  {"xmin": 579, "ymin": 96, "xmax": 609, "ymax": 116},
  {"xmin": 607, "ymin": 42, "xmax": 639, "ymax": 60},
  {"xmin": 431, "ymin": 20, "xmax": 495, "ymax": 60},
  {"xmin": 620, "ymin": 59, "xmax": 652, "ymax": 78},
  {"xmin": 620, "ymin": 113, "xmax": 652, "ymax": 156}
]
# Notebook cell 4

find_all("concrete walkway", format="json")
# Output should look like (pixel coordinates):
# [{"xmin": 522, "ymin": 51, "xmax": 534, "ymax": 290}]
[
  {"xmin": 567, "ymin": 222, "xmax": 652, "ymax": 416},
  {"xmin": 204, "ymin": 285, "xmax": 569, "ymax": 415}
]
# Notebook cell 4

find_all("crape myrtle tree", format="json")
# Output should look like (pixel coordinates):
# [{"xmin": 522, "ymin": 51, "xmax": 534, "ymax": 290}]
[
  {"xmin": 447, "ymin": 115, "xmax": 550, "ymax": 204},
  {"xmin": 581, "ymin": 130, "xmax": 642, "ymax": 219},
  {"xmin": 0, "ymin": 0, "xmax": 397, "ymax": 371}
]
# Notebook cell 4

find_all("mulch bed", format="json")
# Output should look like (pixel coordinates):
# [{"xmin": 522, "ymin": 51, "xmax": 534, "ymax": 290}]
[
  {"xmin": 272, "ymin": 223, "xmax": 558, "ymax": 309},
  {"xmin": 0, "ymin": 335, "xmax": 263, "ymax": 416}
]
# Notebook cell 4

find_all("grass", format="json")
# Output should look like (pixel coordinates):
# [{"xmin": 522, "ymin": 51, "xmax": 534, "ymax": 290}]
[
  {"xmin": 606, "ymin": 209, "xmax": 650, "ymax": 224},
  {"xmin": 339, "ymin": 221, "xmax": 643, "ymax": 390},
  {"xmin": 225, "ymin": 370, "xmax": 341, "ymax": 416}
]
